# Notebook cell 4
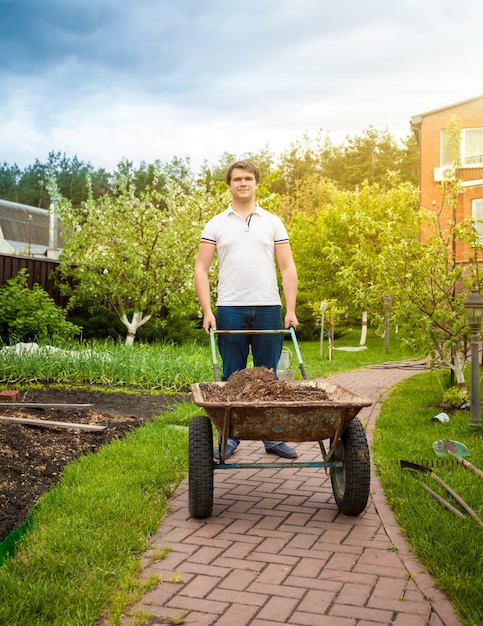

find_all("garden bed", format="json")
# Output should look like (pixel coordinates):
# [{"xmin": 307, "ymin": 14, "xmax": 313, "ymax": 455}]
[{"xmin": 0, "ymin": 387, "xmax": 188, "ymax": 543}]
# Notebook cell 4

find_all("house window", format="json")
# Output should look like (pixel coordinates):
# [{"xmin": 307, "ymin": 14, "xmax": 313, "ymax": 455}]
[
  {"xmin": 441, "ymin": 128, "xmax": 483, "ymax": 167},
  {"xmin": 472, "ymin": 198, "xmax": 483, "ymax": 243}
]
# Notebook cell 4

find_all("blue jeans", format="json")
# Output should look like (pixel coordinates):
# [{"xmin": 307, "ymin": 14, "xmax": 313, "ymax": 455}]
[
  {"xmin": 216, "ymin": 305, "xmax": 284, "ymax": 449},
  {"xmin": 216, "ymin": 306, "xmax": 284, "ymax": 380}
]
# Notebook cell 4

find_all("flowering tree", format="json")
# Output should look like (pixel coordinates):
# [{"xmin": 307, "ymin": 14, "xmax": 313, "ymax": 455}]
[{"xmin": 57, "ymin": 171, "xmax": 223, "ymax": 345}]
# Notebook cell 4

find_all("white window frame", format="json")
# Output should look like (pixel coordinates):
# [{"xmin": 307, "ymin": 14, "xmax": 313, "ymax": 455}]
[
  {"xmin": 472, "ymin": 198, "xmax": 483, "ymax": 243},
  {"xmin": 441, "ymin": 128, "xmax": 483, "ymax": 168}
]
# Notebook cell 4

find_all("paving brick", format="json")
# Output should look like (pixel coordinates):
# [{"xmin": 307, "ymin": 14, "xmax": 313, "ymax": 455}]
[
  {"xmin": 138, "ymin": 581, "xmax": 180, "ymax": 606},
  {"xmin": 246, "ymin": 551, "xmax": 299, "ymax": 566},
  {"xmin": 190, "ymin": 521, "xmax": 232, "ymax": 538},
  {"xmin": 184, "ymin": 536, "xmax": 232, "ymax": 549},
  {"xmin": 289, "ymin": 556, "xmax": 326, "ymax": 578},
  {"xmin": 126, "ymin": 606, "xmax": 190, "ymax": 625},
  {"xmin": 167, "ymin": 594, "xmax": 228, "ymax": 615},
  {"xmin": 252, "ymin": 515, "xmax": 284, "ymax": 530},
  {"xmin": 215, "ymin": 604, "xmax": 260, "ymax": 626},
  {"xmin": 358, "ymin": 547, "xmax": 404, "ymax": 569},
  {"xmin": 428, "ymin": 612, "xmax": 447, "ymax": 626},
  {"xmin": 171, "ymin": 612, "xmax": 218, "ymax": 626},
  {"xmin": 221, "ymin": 532, "xmax": 265, "ymax": 545},
  {"xmin": 284, "ymin": 532, "xmax": 318, "ymax": 550},
  {"xmin": 252, "ymin": 563, "xmax": 290, "ymax": 585},
  {"xmin": 190, "ymin": 546, "xmax": 225, "ymax": 564},
  {"xmin": 224, "ymin": 517, "xmax": 263, "ymax": 533},
  {"xmin": 179, "ymin": 574, "xmax": 220, "ymax": 598},
  {"xmin": 314, "ymin": 541, "xmax": 364, "ymax": 557},
  {"xmin": 209, "ymin": 587, "xmax": 268, "ymax": 607},
  {"xmin": 216, "ymin": 556, "xmax": 266, "ymax": 572},
  {"xmin": 178, "ymin": 562, "xmax": 231, "ymax": 578},
  {"xmin": 248, "ymin": 581, "xmax": 306, "ymax": 600},
  {"xmin": 318, "ymin": 528, "xmax": 349, "ymax": 544},
  {"xmin": 289, "ymin": 614, "xmax": 355, "ymax": 626},
  {"xmin": 116, "ymin": 363, "xmax": 463, "ymax": 626},
  {"xmin": 335, "ymin": 582, "xmax": 373, "ymax": 606},
  {"xmin": 257, "ymin": 533, "xmax": 291, "ymax": 554},
  {"xmin": 285, "ymin": 574, "xmax": 343, "ymax": 593},
  {"xmin": 321, "ymin": 568, "xmax": 377, "ymax": 587},
  {"xmin": 281, "ymin": 523, "xmax": 326, "ymax": 537},
  {"xmin": 219, "ymin": 569, "xmax": 259, "ymax": 591},
  {"xmin": 391, "ymin": 615, "xmax": 430, "ymax": 626},
  {"xmin": 324, "ymin": 550, "xmax": 360, "ymax": 571},
  {"xmin": 371, "ymin": 576, "xmax": 407, "ymax": 599},
  {"xmin": 369, "ymin": 594, "xmax": 431, "ymax": 617},
  {"xmin": 353, "ymin": 562, "xmax": 408, "ymax": 579},
  {"xmin": 296, "ymin": 588, "xmax": 334, "ymax": 614},
  {"xmin": 256, "ymin": 596, "xmax": 299, "ymax": 622},
  {"xmin": 431, "ymin": 603, "xmax": 464, "ymax": 626},
  {"xmin": 329, "ymin": 603, "xmax": 394, "ymax": 622}
]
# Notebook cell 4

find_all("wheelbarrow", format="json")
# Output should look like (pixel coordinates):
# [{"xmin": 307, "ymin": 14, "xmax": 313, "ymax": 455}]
[{"xmin": 189, "ymin": 327, "xmax": 372, "ymax": 519}]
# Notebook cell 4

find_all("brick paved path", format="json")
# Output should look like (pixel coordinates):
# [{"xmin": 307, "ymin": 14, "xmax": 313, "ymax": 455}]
[{"xmin": 119, "ymin": 362, "xmax": 462, "ymax": 626}]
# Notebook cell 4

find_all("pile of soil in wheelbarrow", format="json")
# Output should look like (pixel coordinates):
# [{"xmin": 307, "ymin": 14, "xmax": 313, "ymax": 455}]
[
  {"xmin": 0, "ymin": 387, "xmax": 189, "ymax": 543},
  {"xmin": 199, "ymin": 366, "xmax": 329, "ymax": 402}
]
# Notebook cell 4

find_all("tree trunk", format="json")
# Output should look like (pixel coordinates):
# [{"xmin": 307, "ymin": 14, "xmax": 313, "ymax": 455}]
[
  {"xmin": 359, "ymin": 311, "xmax": 368, "ymax": 346},
  {"xmin": 443, "ymin": 351, "xmax": 466, "ymax": 388},
  {"xmin": 120, "ymin": 310, "xmax": 153, "ymax": 346}
]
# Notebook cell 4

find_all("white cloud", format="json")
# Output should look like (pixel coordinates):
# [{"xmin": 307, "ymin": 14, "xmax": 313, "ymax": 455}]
[{"xmin": 1, "ymin": 0, "xmax": 482, "ymax": 172}]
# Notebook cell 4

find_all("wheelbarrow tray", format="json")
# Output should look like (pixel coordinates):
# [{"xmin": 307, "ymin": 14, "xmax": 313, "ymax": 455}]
[{"xmin": 191, "ymin": 378, "xmax": 372, "ymax": 442}]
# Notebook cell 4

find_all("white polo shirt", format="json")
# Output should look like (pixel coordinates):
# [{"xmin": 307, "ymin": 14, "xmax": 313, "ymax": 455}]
[{"xmin": 200, "ymin": 204, "xmax": 289, "ymax": 306}]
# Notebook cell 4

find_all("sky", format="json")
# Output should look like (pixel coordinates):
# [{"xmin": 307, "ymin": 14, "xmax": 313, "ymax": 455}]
[{"xmin": 1, "ymin": 0, "xmax": 482, "ymax": 174}]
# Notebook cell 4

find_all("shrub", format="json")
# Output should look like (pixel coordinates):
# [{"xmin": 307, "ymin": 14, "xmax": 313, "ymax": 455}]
[
  {"xmin": 67, "ymin": 304, "xmax": 125, "ymax": 340},
  {"xmin": 441, "ymin": 386, "xmax": 469, "ymax": 409},
  {"xmin": 0, "ymin": 269, "xmax": 80, "ymax": 343}
]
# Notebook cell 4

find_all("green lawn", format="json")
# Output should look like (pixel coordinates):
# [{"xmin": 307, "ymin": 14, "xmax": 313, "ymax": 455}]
[
  {"xmin": 372, "ymin": 372, "xmax": 483, "ymax": 626},
  {"xmin": 0, "ymin": 331, "xmax": 481, "ymax": 625}
]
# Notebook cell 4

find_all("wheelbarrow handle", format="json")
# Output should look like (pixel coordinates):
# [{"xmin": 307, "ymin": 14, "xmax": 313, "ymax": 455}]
[
  {"xmin": 208, "ymin": 326, "xmax": 308, "ymax": 381},
  {"xmin": 289, "ymin": 325, "xmax": 308, "ymax": 380},
  {"xmin": 209, "ymin": 327, "xmax": 220, "ymax": 381}
]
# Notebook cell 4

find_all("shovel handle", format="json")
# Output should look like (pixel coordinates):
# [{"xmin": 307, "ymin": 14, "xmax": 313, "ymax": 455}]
[
  {"xmin": 458, "ymin": 458, "xmax": 483, "ymax": 479},
  {"xmin": 421, "ymin": 483, "xmax": 465, "ymax": 520},
  {"xmin": 430, "ymin": 473, "xmax": 483, "ymax": 529}
]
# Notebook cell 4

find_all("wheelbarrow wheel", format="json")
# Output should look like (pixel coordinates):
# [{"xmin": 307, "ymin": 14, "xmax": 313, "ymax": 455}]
[
  {"xmin": 330, "ymin": 417, "xmax": 370, "ymax": 516},
  {"xmin": 188, "ymin": 415, "xmax": 214, "ymax": 519}
]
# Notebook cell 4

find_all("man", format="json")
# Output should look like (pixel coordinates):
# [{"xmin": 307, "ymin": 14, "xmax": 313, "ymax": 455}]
[{"xmin": 194, "ymin": 160, "xmax": 299, "ymax": 459}]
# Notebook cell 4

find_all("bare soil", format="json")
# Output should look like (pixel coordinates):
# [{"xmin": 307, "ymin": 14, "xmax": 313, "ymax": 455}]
[
  {"xmin": 1, "ymin": 368, "xmax": 326, "ymax": 543},
  {"xmin": 0, "ymin": 387, "xmax": 189, "ymax": 542}
]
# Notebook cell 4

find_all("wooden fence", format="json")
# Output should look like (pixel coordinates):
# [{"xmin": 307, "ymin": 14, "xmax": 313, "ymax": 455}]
[{"xmin": 0, "ymin": 253, "xmax": 69, "ymax": 307}]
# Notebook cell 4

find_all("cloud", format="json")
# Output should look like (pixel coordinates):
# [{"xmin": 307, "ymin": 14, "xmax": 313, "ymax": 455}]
[{"xmin": 1, "ymin": 0, "xmax": 482, "ymax": 172}]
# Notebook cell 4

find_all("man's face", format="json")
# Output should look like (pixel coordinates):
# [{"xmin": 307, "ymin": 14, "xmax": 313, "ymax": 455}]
[{"xmin": 228, "ymin": 168, "xmax": 258, "ymax": 203}]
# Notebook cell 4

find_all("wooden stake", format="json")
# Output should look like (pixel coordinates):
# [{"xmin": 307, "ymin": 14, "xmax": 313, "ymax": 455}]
[{"xmin": 0, "ymin": 415, "xmax": 106, "ymax": 431}]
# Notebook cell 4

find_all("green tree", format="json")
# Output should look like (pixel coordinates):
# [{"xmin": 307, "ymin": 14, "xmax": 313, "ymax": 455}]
[
  {"xmin": 377, "ymin": 207, "xmax": 481, "ymax": 385},
  {"xmin": 0, "ymin": 162, "xmax": 22, "ymax": 202},
  {"xmin": 57, "ymin": 169, "xmax": 224, "ymax": 345},
  {"xmin": 287, "ymin": 176, "xmax": 420, "ymax": 334}
]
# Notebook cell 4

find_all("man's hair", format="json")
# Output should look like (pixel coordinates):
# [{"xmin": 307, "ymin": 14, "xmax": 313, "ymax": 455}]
[{"xmin": 226, "ymin": 160, "xmax": 260, "ymax": 185}]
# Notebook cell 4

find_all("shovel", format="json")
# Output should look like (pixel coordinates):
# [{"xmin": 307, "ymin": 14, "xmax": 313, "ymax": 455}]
[
  {"xmin": 432, "ymin": 439, "xmax": 483, "ymax": 479},
  {"xmin": 401, "ymin": 460, "xmax": 483, "ymax": 529}
]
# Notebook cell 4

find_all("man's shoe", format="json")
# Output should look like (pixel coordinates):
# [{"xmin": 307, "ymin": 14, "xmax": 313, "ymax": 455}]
[
  {"xmin": 265, "ymin": 442, "xmax": 298, "ymax": 459},
  {"xmin": 214, "ymin": 439, "xmax": 238, "ymax": 461}
]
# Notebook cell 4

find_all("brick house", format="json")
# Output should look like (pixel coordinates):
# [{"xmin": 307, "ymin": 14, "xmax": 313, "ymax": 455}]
[{"xmin": 410, "ymin": 95, "xmax": 483, "ymax": 263}]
